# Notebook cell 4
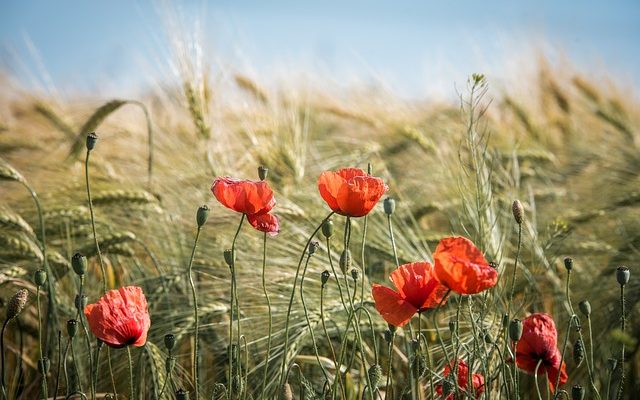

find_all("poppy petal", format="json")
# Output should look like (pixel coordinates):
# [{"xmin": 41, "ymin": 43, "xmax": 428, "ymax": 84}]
[
  {"xmin": 248, "ymin": 213, "xmax": 280, "ymax": 236},
  {"xmin": 371, "ymin": 284, "xmax": 417, "ymax": 327}
]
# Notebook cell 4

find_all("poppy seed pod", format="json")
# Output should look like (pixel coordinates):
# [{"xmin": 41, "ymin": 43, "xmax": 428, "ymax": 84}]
[
  {"xmin": 616, "ymin": 266, "xmax": 630, "ymax": 286},
  {"xmin": 573, "ymin": 338, "xmax": 584, "ymax": 366},
  {"xmin": 350, "ymin": 268, "xmax": 359, "ymax": 281},
  {"xmin": 509, "ymin": 319, "xmax": 523, "ymax": 341},
  {"xmin": 164, "ymin": 333, "xmax": 176, "ymax": 351},
  {"xmin": 578, "ymin": 300, "xmax": 591, "ymax": 317},
  {"xmin": 67, "ymin": 319, "xmax": 78, "ymax": 338},
  {"xmin": 368, "ymin": 364, "xmax": 382, "ymax": 388},
  {"xmin": 6, "ymin": 288, "xmax": 29, "ymax": 320},
  {"xmin": 571, "ymin": 384, "xmax": 585, "ymax": 400},
  {"xmin": 34, "ymin": 269, "xmax": 47, "ymax": 287},
  {"xmin": 512, "ymin": 200, "xmax": 524, "ymax": 225},
  {"xmin": 564, "ymin": 257, "xmax": 573, "ymax": 271},
  {"xmin": 86, "ymin": 132, "xmax": 98, "ymax": 151},
  {"xmin": 38, "ymin": 357, "xmax": 50, "ymax": 374},
  {"xmin": 308, "ymin": 240, "xmax": 319, "ymax": 256},
  {"xmin": 196, "ymin": 205, "xmax": 210, "ymax": 227},
  {"xmin": 339, "ymin": 249, "xmax": 351, "ymax": 274},
  {"xmin": 383, "ymin": 197, "xmax": 396, "ymax": 215},
  {"xmin": 321, "ymin": 270, "xmax": 330, "ymax": 287},
  {"xmin": 224, "ymin": 249, "xmax": 234, "ymax": 268},
  {"xmin": 175, "ymin": 389, "xmax": 189, "ymax": 400},
  {"xmin": 258, "ymin": 166, "xmax": 269, "ymax": 181},
  {"xmin": 71, "ymin": 253, "xmax": 87, "ymax": 276},
  {"xmin": 75, "ymin": 294, "xmax": 88, "ymax": 311},
  {"xmin": 322, "ymin": 219, "xmax": 334, "ymax": 238}
]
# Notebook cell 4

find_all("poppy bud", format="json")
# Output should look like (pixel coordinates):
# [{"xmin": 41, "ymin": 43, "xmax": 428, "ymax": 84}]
[
  {"xmin": 512, "ymin": 200, "xmax": 524, "ymax": 225},
  {"xmin": 75, "ymin": 294, "xmax": 88, "ymax": 311},
  {"xmin": 339, "ymin": 249, "xmax": 351, "ymax": 274},
  {"xmin": 6, "ymin": 288, "xmax": 29, "ymax": 320},
  {"xmin": 578, "ymin": 300, "xmax": 591, "ymax": 317},
  {"xmin": 175, "ymin": 389, "xmax": 189, "ymax": 400},
  {"xmin": 232, "ymin": 375, "xmax": 243, "ymax": 394},
  {"xmin": 616, "ymin": 266, "xmax": 630, "ymax": 286},
  {"xmin": 350, "ymin": 268, "xmax": 359, "ymax": 281},
  {"xmin": 196, "ymin": 205, "xmax": 210, "ymax": 227},
  {"xmin": 67, "ymin": 319, "xmax": 78, "ymax": 338},
  {"xmin": 164, "ymin": 333, "xmax": 176, "ymax": 351},
  {"xmin": 384, "ymin": 329, "xmax": 394, "ymax": 343},
  {"xmin": 71, "ymin": 253, "xmax": 87, "ymax": 276},
  {"xmin": 564, "ymin": 257, "xmax": 573, "ymax": 271},
  {"xmin": 34, "ymin": 269, "xmax": 47, "ymax": 287},
  {"xmin": 224, "ymin": 249, "xmax": 234, "ymax": 268},
  {"xmin": 383, "ymin": 197, "xmax": 396, "ymax": 215},
  {"xmin": 309, "ymin": 240, "xmax": 319, "ymax": 256},
  {"xmin": 509, "ymin": 319, "xmax": 523, "ymax": 341},
  {"xmin": 368, "ymin": 364, "xmax": 382, "ymax": 388},
  {"xmin": 449, "ymin": 320, "xmax": 457, "ymax": 333},
  {"xmin": 573, "ymin": 338, "xmax": 584, "ymax": 366},
  {"xmin": 38, "ymin": 357, "xmax": 50, "ymax": 374},
  {"xmin": 321, "ymin": 270, "xmax": 330, "ymax": 287},
  {"xmin": 86, "ymin": 132, "xmax": 98, "ymax": 151},
  {"xmin": 258, "ymin": 166, "xmax": 269, "ymax": 181},
  {"xmin": 571, "ymin": 384, "xmax": 585, "ymax": 400},
  {"xmin": 282, "ymin": 383, "xmax": 293, "ymax": 400},
  {"xmin": 322, "ymin": 219, "xmax": 334, "ymax": 238}
]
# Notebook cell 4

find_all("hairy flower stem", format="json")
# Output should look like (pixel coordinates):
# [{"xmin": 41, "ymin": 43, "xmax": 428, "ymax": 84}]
[
  {"xmin": 1, "ymin": 320, "xmax": 9, "ymax": 399},
  {"xmin": 326, "ymin": 238, "xmax": 349, "ymax": 399},
  {"xmin": 36, "ymin": 287, "xmax": 48, "ymax": 400},
  {"xmin": 70, "ymin": 338, "xmax": 82, "ymax": 393},
  {"xmin": 77, "ymin": 278, "xmax": 95, "ymax": 400},
  {"xmin": 92, "ymin": 343, "xmax": 102, "ymax": 399},
  {"xmin": 228, "ymin": 214, "xmax": 245, "ymax": 400},
  {"xmin": 259, "ymin": 233, "xmax": 274, "ymax": 400},
  {"xmin": 319, "ymin": 282, "xmax": 338, "ymax": 375},
  {"xmin": 384, "ymin": 332, "xmax": 395, "ymax": 398},
  {"xmin": 62, "ymin": 338, "xmax": 70, "ymax": 395},
  {"xmin": 84, "ymin": 149, "xmax": 107, "ymax": 294},
  {"xmin": 127, "ymin": 346, "xmax": 135, "ymax": 400},
  {"xmin": 508, "ymin": 223, "xmax": 522, "ymax": 318},
  {"xmin": 107, "ymin": 348, "xmax": 117, "ymax": 398},
  {"xmin": 616, "ymin": 284, "xmax": 626, "ymax": 400},
  {"xmin": 360, "ymin": 213, "xmax": 369, "ymax": 305},
  {"xmin": 512, "ymin": 340, "xmax": 519, "ymax": 400},
  {"xmin": 279, "ymin": 212, "xmax": 334, "ymax": 388},
  {"xmin": 54, "ymin": 332, "xmax": 62, "ymax": 399},
  {"xmin": 187, "ymin": 222, "xmax": 203, "ymax": 399},
  {"xmin": 433, "ymin": 290, "xmax": 453, "ymax": 368},
  {"xmin": 386, "ymin": 215, "xmax": 400, "ymax": 267}
]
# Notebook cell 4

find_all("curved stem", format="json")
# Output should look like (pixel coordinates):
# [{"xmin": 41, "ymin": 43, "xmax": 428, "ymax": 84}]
[
  {"xmin": 513, "ymin": 340, "xmax": 519, "ymax": 400},
  {"xmin": 187, "ymin": 225, "xmax": 203, "ymax": 399},
  {"xmin": 84, "ymin": 150, "xmax": 107, "ymax": 294},
  {"xmin": 386, "ymin": 215, "xmax": 399, "ymax": 267},
  {"xmin": 260, "ymin": 233, "xmax": 273, "ymax": 400},
  {"xmin": 127, "ymin": 346, "xmax": 135, "ymax": 400},
  {"xmin": 92, "ymin": 343, "xmax": 102, "ymax": 399},
  {"xmin": 0, "ymin": 320, "xmax": 8, "ymax": 400},
  {"xmin": 320, "ymin": 283, "xmax": 338, "ymax": 376},
  {"xmin": 70, "ymin": 338, "xmax": 82, "ymax": 393},
  {"xmin": 106, "ymin": 348, "xmax": 117, "ymax": 398},
  {"xmin": 534, "ymin": 359, "xmax": 543, "ymax": 400},
  {"xmin": 616, "ymin": 284, "xmax": 626, "ymax": 400},
  {"xmin": 432, "ymin": 290, "xmax": 453, "ymax": 368}
]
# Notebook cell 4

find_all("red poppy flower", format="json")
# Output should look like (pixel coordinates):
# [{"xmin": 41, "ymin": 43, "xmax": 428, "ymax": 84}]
[
  {"xmin": 317, "ymin": 167, "xmax": 388, "ymax": 217},
  {"xmin": 433, "ymin": 236, "xmax": 498, "ymax": 295},
  {"xmin": 435, "ymin": 359, "xmax": 485, "ymax": 399},
  {"xmin": 248, "ymin": 213, "xmax": 280, "ymax": 236},
  {"xmin": 84, "ymin": 286, "xmax": 151, "ymax": 348},
  {"xmin": 211, "ymin": 177, "xmax": 276, "ymax": 216},
  {"xmin": 371, "ymin": 262, "xmax": 449, "ymax": 327},
  {"xmin": 514, "ymin": 313, "xmax": 568, "ymax": 393}
]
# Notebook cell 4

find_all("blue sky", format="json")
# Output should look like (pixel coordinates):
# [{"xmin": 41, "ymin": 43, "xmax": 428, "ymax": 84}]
[{"xmin": 1, "ymin": 1, "xmax": 639, "ymax": 98}]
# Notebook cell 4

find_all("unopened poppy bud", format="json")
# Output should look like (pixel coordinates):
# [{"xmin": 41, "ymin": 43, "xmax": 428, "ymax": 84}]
[
  {"xmin": 322, "ymin": 219, "xmax": 334, "ymax": 238},
  {"xmin": 86, "ymin": 132, "xmax": 98, "ymax": 151},
  {"xmin": 232, "ymin": 375, "xmax": 243, "ymax": 394},
  {"xmin": 512, "ymin": 200, "xmax": 524, "ymax": 225},
  {"xmin": 502, "ymin": 313, "xmax": 509, "ymax": 328},
  {"xmin": 571, "ymin": 384, "xmax": 585, "ymax": 400},
  {"xmin": 6, "ymin": 288, "xmax": 29, "ymax": 320},
  {"xmin": 320, "ymin": 270, "xmax": 331, "ymax": 287},
  {"xmin": 607, "ymin": 358, "xmax": 617, "ymax": 371},
  {"xmin": 175, "ymin": 389, "xmax": 189, "ymax": 400},
  {"xmin": 383, "ymin": 197, "xmax": 396, "ymax": 215},
  {"xmin": 309, "ymin": 240, "xmax": 319, "ymax": 256},
  {"xmin": 34, "ymin": 269, "xmax": 47, "ymax": 287},
  {"xmin": 339, "ymin": 249, "xmax": 351, "ymax": 274},
  {"xmin": 564, "ymin": 257, "xmax": 573, "ymax": 271},
  {"xmin": 509, "ymin": 319, "xmax": 523, "ymax": 341},
  {"xmin": 258, "ymin": 166, "xmax": 269, "ymax": 181},
  {"xmin": 573, "ymin": 338, "xmax": 584, "ymax": 366},
  {"xmin": 38, "ymin": 357, "xmax": 50, "ymax": 374},
  {"xmin": 578, "ymin": 300, "xmax": 591, "ymax": 317},
  {"xmin": 71, "ymin": 253, "xmax": 87, "ymax": 276},
  {"xmin": 67, "ymin": 319, "xmax": 78, "ymax": 338},
  {"xmin": 75, "ymin": 294, "xmax": 88, "ymax": 311},
  {"xmin": 449, "ymin": 320, "xmax": 457, "ymax": 333},
  {"xmin": 196, "ymin": 205, "xmax": 210, "ymax": 227},
  {"xmin": 368, "ymin": 364, "xmax": 382, "ymax": 388},
  {"xmin": 350, "ymin": 268, "xmax": 359, "ymax": 281},
  {"xmin": 224, "ymin": 249, "xmax": 234, "ymax": 268},
  {"xmin": 384, "ymin": 329, "xmax": 394, "ymax": 343},
  {"xmin": 616, "ymin": 266, "xmax": 630, "ymax": 286},
  {"xmin": 282, "ymin": 383, "xmax": 293, "ymax": 400},
  {"xmin": 164, "ymin": 333, "xmax": 176, "ymax": 351}
]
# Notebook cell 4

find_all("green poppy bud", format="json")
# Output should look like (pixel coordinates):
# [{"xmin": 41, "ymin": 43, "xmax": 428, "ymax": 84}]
[
  {"xmin": 578, "ymin": 300, "xmax": 591, "ymax": 317},
  {"xmin": 196, "ymin": 205, "xmax": 210, "ymax": 227},
  {"xmin": 322, "ymin": 219, "xmax": 334, "ymax": 238},
  {"xmin": 339, "ymin": 249, "xmax": 351, "ymax": 274},
  {"xmin": 224, "ymin": 249, "xmax": 234, "ymax": 268},
  {"xmin": 309, "ymin": 240, "xmax": 319, "ymax": 256},
  {"xmin": 350, "ymin": 268, "xmax": 359, "ymax": 281},
  {"xmin": 164, "ymin": 333, "xmax": 176, "ymax": 351},
  {"xmin": 86, "ymin": 132, "xmax": 98, "ymax": 151},
  {"xmin": 258, "ymin": 166, "xmax": 269, "ymax": 181},
  {"xmin": 383, "ymin": 197, "xmax": 396, "ymax": 215},
  {"xmin": 71, "ymin": 253, "xmax": 87, "ymax": 276},
  {"xmin": 34, "ymin": 269, "xmax": 47, "ymax": 287},
  {"xmin": 564, "ymin": 257, "xmax": 573, "ymax": 271},
  {"xmin": 368, "ymin": 364, "xmax": 382, "ymax": 388},
  {"xmin": 616, "ymin": 266, "xmax": 630, "ymax": 286},
  {"xmin": 67, "ymin": 319, "xmax": 78, "ymax": 338},
  {"xmin": 321, "ymin": 270, "xmax": 330, "ymax": 287},
  {"xmin": 509, "ymin": 319, "xmax": 523, "ymax": 341}
]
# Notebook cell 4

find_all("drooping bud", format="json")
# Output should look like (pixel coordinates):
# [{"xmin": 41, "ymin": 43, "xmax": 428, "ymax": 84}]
[
  {"xmin": 383, "ymin": 197, "xmax": 396, "ymax": 215},
  {"xmin": 6, "ymin": 288, "xmax": 29, "ymax": 320},
  {"xmin": 616, "ymin": 266, "xmax": 630, "ymax": 286},
  {"xmin": 308, "ymin": 240, "xmax": 319, "ymax": 256},
  {"xmin": 164, "ymin": 334, "xmax": 176, "ymax": 351},
  {"xmin": 573, "ymin": 338, "xmax": 584, "ymax": 366},
  {"xmin": 258, "ymin": 166, "xmax": 269, "ymax": 181},
  {"xmin": 34, "ymin": 269, "xmax": 47, "ymax": 287},
  {"xmin": 67, "ymin": 319, "xmax": 78, "ymax": 338},
  {"xmin": 71, "ymin": 253, "xmax": 87, "ymax": 276},
  {"xmin": 571, "ymin": 384, "xmax": 585, "ymax": 400},
  {"xmin": 368, "ymin": 364, "xmax": 382, "ymax": 388},
  {"xmin": 322, "ymin": 219, "xmax": 334, "ymax": 239},
  {"xmin": 578, "ymin": 300, "xmax": 591, "ymax": 317},
  {"xmin": 224, "ymin": 249, "xmax": 234, "ymax": 268},
  {"xmin": 175, "ymin": 389, "xmax": 189, "ymax": 400},
  {"xmin": 196, "ymin": 205, "xmax": 210, "ymax": 227},
  {"xmin": 321, "ymin": 270, "xmax": 330, "ymax": 287},
  {"xmin": 512, "ymin": 200, "xmax": 524, "ymax": 225},
  {"xmin": 86, "ymin": 132, "xmax": 98, "ymax": 151},
  {"xmin": 282, "ymin": 383, "xmax": 293, "ymax": 400},
  {"xmin": 74, "ymin": 294, "xmax": 88, "ymax": 311},
  {"xmin": 564, "ymin": 257, "xmax": 573, "ymax": 271},
  {"xmin": 350, "ymin": 268, "xmax": 360, "ymax": 281},
  {"xmin": 339, "ymin": 249, "xmax": 351, "ymax": 274},
  {"xmin": 509, "ymin": 319, "xmax": 523, "ymax": 341}
]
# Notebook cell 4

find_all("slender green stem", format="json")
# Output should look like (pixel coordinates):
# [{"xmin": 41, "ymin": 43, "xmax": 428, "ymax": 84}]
[
  {"xmin": 107, "ymin": 347, "xmax": 117, "ymax": 398},
  {"xmin": 84, "ymin": 149, "xmax": 107, "ymax": 294},
  {"xmin": 70, "ymin": 338, "xmax": 82, "ymax": 393},
  {"xmin": 326, "ymin": 238, "xmax": 348, "ymax": 400},
  {"xmin": 423, "ymin": 321, "xmax": 435, "ymax": 400},
  {"xmin": 360, "ymin": 212, "xmax": 368, "ymax": 306},
  {"xmin": 127, "ymin": 346, "xmax": 135, "ymax": 400},
  {"xmin": 187, "ymin": 224, "xmax": 203, "ymax": 399},
  {"xmin": 606, "ymin": 368, "xmax": 613, "ymax": 400},
  {"xmin": 92, "ymin": 343, "xmax": 102, "ymax": 399},
  {"xmin": 1, "ymin": 320, "xmax": 8, "ymax": 400},
  {"xmin": 534, "ymin": 359, "xmax": 543, "ymax": 400},
  {"xmin": 279, "ymin": 212, "xmax": 334, "ymax": 388},
  {"xmin": 384, "ymin": 333, "xmax": 395, "ymax": 399},
  {"xmin": 616, "ymin": 284, "xmax": 626, "ymax": 400},
  {"xmin": 416, "ymin": 314, "xmax": 422, "ymax": 400},
  {"xmin": 62, "ymin": 339, "xmax": 70, "ymax": 396},
  {"xmin": 320, "ymin": 282, "xmax": 338, "ymax": 371},
  {"xmin": 432, "ymin": 290, "xmax": 452, "ymax": 370},
  {"xmin": 228, "ymin": 214, "xmax": 245, "ymax": 400},
  {"xmin": 508, "ymin": 223, "xmax": 522, "ymax": 317},
  {"xmin": 37, "ymin": 287, "xmax": 48, "ymax": 400},
  {"xmin": 513, "ymin": 340, "xmax": 519, "ymax": 400},
  {"xmin": 386, "ymin": 215, "xmax": 399, "ymax": 267},
  {"xmin": 555, "ymin": 315, "xmax": 573, "ymax": 395},
  {"xmin": 54, "ymin": 331, "xmax": 62, "ymax": 400},
  {"xmin": 260, "ymin": 233, "xmax": 273, "ymax": 400},
  {"xmin": 77, "ymin": 278, "xmax": 95, "ymax": 400}
]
